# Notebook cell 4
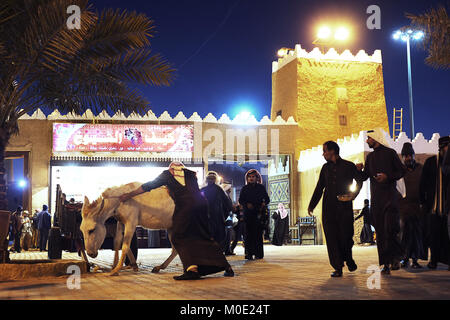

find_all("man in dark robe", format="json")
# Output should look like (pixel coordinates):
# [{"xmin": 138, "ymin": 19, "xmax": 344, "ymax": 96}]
[
  {"xmin": 37, "ymin": 205, "xmax": 51, "ymax": 252},
  {"xmin": 420, "ymin": 136, "xmax": 450, "ymax": 270},
  {"xmin": 201, "ymin": 171, "xmax": 232, "ymax": 253},
  {"xmin": 357, "ymin": 129, "xmax": 406, "ymax": 275},
  {"xmin": 308, "ymin": 140, "xmax": 362, "ymax": 277},
  {"xmin": 239, "ymin": 169, "xmax": 270, "ymax": 260},
  {"xmin": 120, "ymin": 162, "xmax": 234, "ymax": 280},
  {"xmin": 398, "ymin": 142, "xmax": 427, "ymax": 268},
  {"xmin": 355, "ymin": 199, "xmax": 375, "ymax": 244},
  {"xmin": 271, "ymin": 203, "xmax": 289, "ymax": 246},
  {"xmin": 10, "ymin": 206, "xmax": 23, "ymax": 253}
]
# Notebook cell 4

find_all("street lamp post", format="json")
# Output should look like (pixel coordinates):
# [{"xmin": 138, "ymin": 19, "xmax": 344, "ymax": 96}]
[{"xmin": 393, "ymin": 29, "xmax": 424, "ymax": 138}]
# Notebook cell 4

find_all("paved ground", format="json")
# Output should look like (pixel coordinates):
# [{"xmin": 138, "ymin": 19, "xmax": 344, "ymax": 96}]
[{"xmin": 1, "ymin": 244, "xmax": 449, "ymax": 301}]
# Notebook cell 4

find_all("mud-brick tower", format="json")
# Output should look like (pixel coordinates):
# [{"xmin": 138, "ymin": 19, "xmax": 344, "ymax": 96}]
[{"xmin": 271, "ymin": 44, "xmax": 390, "ymax": 155}]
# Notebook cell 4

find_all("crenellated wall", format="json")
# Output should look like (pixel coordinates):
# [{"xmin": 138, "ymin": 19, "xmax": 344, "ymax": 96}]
[
  {"xmin": 271, "ymin": 44, "xmax": 389, "ymax": 154},
  {"xmin": 8, "ymin": 109, "xmax": 298, "ymax": 212}
]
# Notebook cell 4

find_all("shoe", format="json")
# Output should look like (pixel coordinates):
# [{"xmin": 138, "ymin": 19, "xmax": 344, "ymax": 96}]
[
  {"xmin": 225, "ymin": 252, "xmax": 236, "ymax": 256},
  {"xmin": 331, "ymin": 269, "xmax": 343, "ymax": 277},
  {"xmin": 427, "ymin": 261, "xmax": 437, "ymax": 269},
  {"xmin": 347, "ymin": 260, "xmax": 357, "ymax": 272},
  {"xmin": 381, "ymin": 265, "xmax": 391, "ymax": 275},
  {"xmin": 411, "ymin": 261, "xmax": 422, "ymax": 269},
  {"xmin": 400, "ymin": 259, "xmax": 409, "ymax": 268},
  {"xmin": 391, "ymin": 261, "xmax": 400, "ymax": 270},
  {"xmin": 255, "ymin": 256, "xmax": 263, "ymax": 260},
  {"xmin": 173, "ymin": 271, "xmax": 201, "ymax": 280},
  {"xmin": 224, "ymin": 267, "xmax": 234, "ymax": 277},
  {"xmin": 245, "ymin": 255, "xmax": 254, "ymax": 260}
]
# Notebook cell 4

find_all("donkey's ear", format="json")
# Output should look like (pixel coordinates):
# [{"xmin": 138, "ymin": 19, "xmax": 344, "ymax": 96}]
[{"xmin": 84, "ymin": 196, "xmax": 90, "ymax": 206}]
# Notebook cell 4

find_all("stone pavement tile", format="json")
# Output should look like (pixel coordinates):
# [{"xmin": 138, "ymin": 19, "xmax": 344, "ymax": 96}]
[{"xmin": 3, "ymin": 245, "xmax": 450, "ymax": 300}]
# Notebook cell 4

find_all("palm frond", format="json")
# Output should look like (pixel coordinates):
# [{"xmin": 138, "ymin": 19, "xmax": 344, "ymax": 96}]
[
  {"xmin": 0, "ymin": 0, "xmax": 175, "ymax": 140},
  {"xmin": 406, "ymin": 5, "xmax": 450, "ymax": 69}
]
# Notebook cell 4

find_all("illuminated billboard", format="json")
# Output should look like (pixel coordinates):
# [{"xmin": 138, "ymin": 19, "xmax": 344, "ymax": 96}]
[{"xmin": 52, "ymin": 123, "xmax": 194, "ymax": 153}]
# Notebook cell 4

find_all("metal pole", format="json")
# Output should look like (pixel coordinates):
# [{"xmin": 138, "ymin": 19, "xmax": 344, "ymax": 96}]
[{"xmin": 406, "ymin": 36, "xmax": 415, "ymax": 138}]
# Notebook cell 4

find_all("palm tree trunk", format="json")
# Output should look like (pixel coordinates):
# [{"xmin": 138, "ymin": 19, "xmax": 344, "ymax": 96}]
[
  {"xmin": 0, "ymin": 134, "xmax": 8, "ymax": 211},
  {"xmin": 0, "ymin": 131, "xmax": 10, "ymax": 263}
]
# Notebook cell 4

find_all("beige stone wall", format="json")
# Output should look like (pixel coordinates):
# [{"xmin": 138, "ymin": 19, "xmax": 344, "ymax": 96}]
[
  {"xmin": 7, "ymin": 119, "xmax": 298, "ymax": 214},
  {"xmin": 294, "ymin": 59, "xmax": 389, "ymax": 152},
  {"xmin": 271, "ymin": 59, "xmax": 298, "ymax": 120},
  {"xmin": 7, "ymin": 120, "xmax": 53, "ymax": 212},
  {"xmin": 271, "ymin": 57, "xmax": 390, "ymax": 153}
]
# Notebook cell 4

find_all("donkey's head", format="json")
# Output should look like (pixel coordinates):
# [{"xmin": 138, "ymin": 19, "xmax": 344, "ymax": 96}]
[{"xmin": 80, "ymin": 196, "xmax": 116, "ymax": 258}]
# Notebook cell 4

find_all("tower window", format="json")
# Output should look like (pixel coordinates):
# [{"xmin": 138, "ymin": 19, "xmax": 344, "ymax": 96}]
[
  {"xmin": 339, "ymin": 115, "xmax": 347, "ymax": 126},
  {"xmin": 276, "ymin": 110, "xmax": 282, "ymax": 117}
]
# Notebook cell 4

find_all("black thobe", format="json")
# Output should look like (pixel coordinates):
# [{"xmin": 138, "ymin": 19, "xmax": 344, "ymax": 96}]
[
  {"xmin": 308, "ymin": 157, "xmax": 362, "ymax": 271},
  {"xmin": 200, "ymin": 183, "xmax": 232, "ymax": 252},
  {"xmin": 420, "ymin": 154, "xmax": 450, "ymax": 265},
  {"xmin": 271, "ymin": 211, "xmax": 289, "ymax": 246},
  {"xmin": 142, "ymin": 169, "xmax": 230, "ymax": 275},
  {"xmin": 355, "ymin": 206, "xmax": 374, "ymax": 244},
  {"xmin": 239, "ymin": 183, "xmax": 270, "ymax": 259},
  {"xmin": 399, "ymin": 163, "xmax": 427, "ymax": 261},
  {"xmin": 360, "ymin": 144, "xmax": 406, "ymax": 266}
]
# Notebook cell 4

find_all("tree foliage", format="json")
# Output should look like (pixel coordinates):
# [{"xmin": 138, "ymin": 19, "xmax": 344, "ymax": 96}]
[
  {"xmin": 0, "ymin": 0, "xmax": 175, "ymax": 140},
  {"xmin": 406, "ymin": 5, "xmax": 450, "ymax": 69}
]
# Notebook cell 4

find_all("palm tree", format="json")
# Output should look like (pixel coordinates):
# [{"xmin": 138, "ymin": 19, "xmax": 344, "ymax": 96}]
[
  {"xmin": 0, "ymin": 0, "xmax": 175, "ymax": 210},
  {"xmin": 406, "ymin": 5, "xmax": 450, "ymax": 69}
]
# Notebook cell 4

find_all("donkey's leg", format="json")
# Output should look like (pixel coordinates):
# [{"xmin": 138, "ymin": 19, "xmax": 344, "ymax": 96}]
[
  {"xmin": 112, "ymin": 222, "xmax": 124, "ymax": 269},
  {"xmin": 152, "ymin": 229, "xmax": 178, "ymax": 273},
  {"xmin": 110, "ymin": 222, "xmax": 136, "ymax": 276}
]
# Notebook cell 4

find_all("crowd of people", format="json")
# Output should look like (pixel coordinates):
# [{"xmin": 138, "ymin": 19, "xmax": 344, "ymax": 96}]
[
  {"xmin": 308, "ymin": 129, "xmax": 450, "ymax": 277},
  {"xmin": 8, "ymin": 204, "xmax": 52, "ymax": 253},
  {"xmin": 8, "ymin": 130, "xmax": 448, "ymax": 281}
]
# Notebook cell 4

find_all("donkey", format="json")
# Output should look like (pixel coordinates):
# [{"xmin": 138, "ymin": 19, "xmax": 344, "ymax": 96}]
[{"xmin": 80, "ymin": 182, "xmax": 177, "ymax": 276}]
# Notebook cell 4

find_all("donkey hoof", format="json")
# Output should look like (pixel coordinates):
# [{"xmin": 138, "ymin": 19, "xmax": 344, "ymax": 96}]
[
  {"xmin": 151, "ymin": 266, "xmax": 161, "ymax": 273},
  {"xmin": 110, "ymin": 271, "xmax": 120, "ymax": 276}
]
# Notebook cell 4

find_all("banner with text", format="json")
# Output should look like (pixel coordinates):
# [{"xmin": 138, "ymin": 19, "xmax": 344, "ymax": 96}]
[{"xmin": 52, "ymin": 123, "xmax": 194, "ymax": 153}]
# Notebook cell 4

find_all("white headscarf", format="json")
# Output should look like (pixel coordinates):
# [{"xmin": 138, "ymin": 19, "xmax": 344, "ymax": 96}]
[
  {"xmin": 169, "ymin": 161, "xmax": 186, "ymax": 186},
  {"xmin": 367, "ymin": 128, "xmax": 389, "ymax": 147},
  {"xmin": 278, "ymin": 203, "xmax": 288, "ymax": 219}
]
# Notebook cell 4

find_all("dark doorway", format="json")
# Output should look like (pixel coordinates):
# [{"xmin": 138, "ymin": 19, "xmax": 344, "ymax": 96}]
[{"xmin": 5, "ymin": 151, "xmax": 30, "ymax": 212}]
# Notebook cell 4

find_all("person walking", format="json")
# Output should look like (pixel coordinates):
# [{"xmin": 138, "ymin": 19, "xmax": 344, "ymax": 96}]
[
  {"xmin": 31, "ymin": 210, "xmax": 40, "ymax": 249},
  {"xmin": 20, "ymin": 211, "xmax": 33, "ymax": 251},
  {"xmin": 420, "ymin": 136, "xmax": 450, "ymax": 270},
  {"xmin": 119, "ymin": 162, "xmax": 234, "ymax": 280},
  {"xmin": 238, "ymin": 169, "xmax": 270, "ymax": 260},
  {"xmin": 200, "ymin": 171, "xmax": 232, "ymax": 253},
  {"xmin": 398, "ymin": 143, "xmax": 427, "ymax": 268},
  {"xmin": 355, "ymin": 199, "xmax": 375, "ymax": 245},
  {"xmin": 308, "ymin": 141, "xmax": 363, "ymax": 277},
  {"xmin": 271, "ymin": 203, "xmax": 289, "ymax": 246},
  {"xmin": 37, "ymin": 205, "xmax": 51, "ymax": 252},
  {"xmin": 357, "ymin": 129, "xmax": 406, "ymax": 275},
  {"xmin": 10, "ymin": 206, "xmax": 23, "ymax": 253}
]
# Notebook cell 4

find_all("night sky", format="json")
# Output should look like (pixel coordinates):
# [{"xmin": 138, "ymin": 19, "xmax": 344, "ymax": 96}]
[{"xmin": 93, "ymin": 0, "xmax": 449, "ymax": 140}]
